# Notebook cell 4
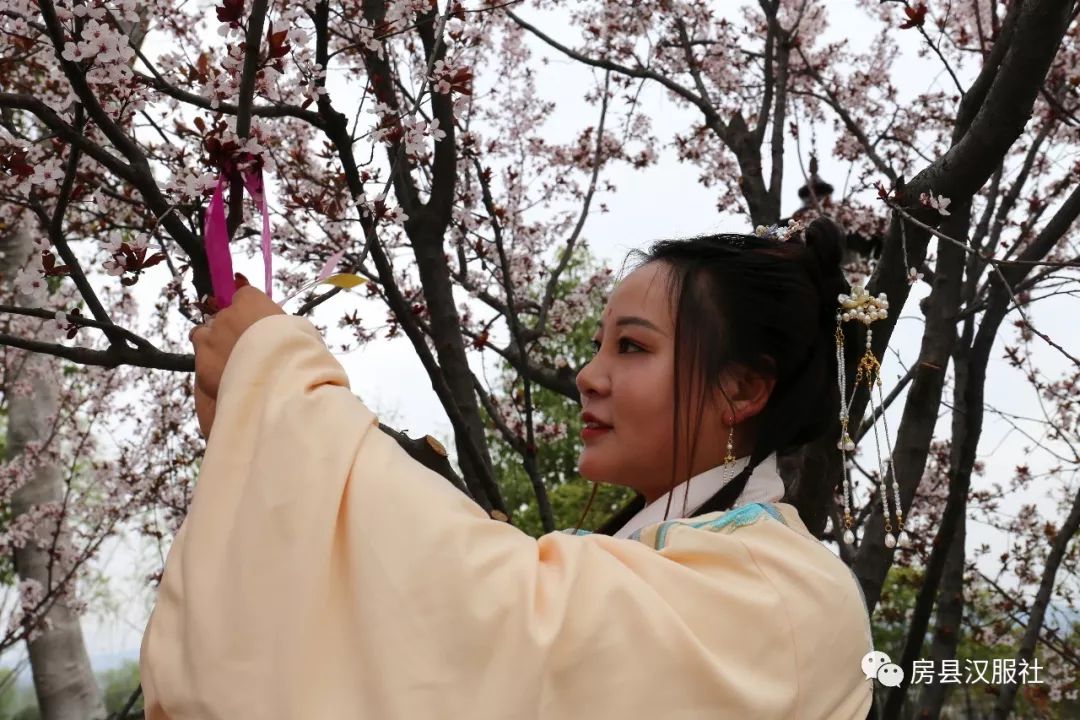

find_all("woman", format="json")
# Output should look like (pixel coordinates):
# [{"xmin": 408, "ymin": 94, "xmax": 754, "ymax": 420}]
[{"xmin": 141, "ymin": 218, "xmax": 874, "ymax": 718}]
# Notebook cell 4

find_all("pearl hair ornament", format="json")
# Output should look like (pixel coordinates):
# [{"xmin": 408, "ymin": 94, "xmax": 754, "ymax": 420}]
[{"xmin": 835, "ymin": 282, "xmax": 908, "ymax": 549}]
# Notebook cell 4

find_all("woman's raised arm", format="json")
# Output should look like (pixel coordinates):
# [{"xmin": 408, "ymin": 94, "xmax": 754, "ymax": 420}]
[{"xmin": 141, "ymin": 313, "xmax": 854, "ymax": 719}]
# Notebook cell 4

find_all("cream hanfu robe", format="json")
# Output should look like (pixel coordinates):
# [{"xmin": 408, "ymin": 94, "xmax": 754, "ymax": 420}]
[{"xmin": 140, "ymin": 314, "xmax": 874, "ymax": 719}]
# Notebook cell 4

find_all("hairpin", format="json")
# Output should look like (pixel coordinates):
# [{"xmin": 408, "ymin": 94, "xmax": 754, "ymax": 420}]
[
  {"xmin": 754, "ymin": 219, "xmax": 805, "ymax": 243},
  {"xmin": 835, "ymin": 284, "xmax": 908, "ymax": 549}
]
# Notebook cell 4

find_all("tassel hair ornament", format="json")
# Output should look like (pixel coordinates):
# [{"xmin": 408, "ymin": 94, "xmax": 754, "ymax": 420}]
[{"xmin": 835, "ymin": 284, "xmax": 908, "ymax": 549}]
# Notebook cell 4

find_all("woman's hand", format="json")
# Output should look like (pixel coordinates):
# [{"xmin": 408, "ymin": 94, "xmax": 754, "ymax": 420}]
[{"xmin": 190, "ymin": 275, "xmax": 285, "ymax": 437}]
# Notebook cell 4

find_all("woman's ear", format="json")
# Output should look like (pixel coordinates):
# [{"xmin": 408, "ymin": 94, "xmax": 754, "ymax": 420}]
[{"xmin": 719, "ymin": 364, "xmax": 775, "ymax": 424}]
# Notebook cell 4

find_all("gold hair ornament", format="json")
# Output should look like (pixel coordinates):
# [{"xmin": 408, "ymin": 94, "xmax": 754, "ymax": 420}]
[{"xmin": 835, "ymin": 284, "xmax": 908, "ymax": 549}]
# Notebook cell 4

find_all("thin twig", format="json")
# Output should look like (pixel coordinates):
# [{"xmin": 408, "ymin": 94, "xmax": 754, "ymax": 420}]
[
  {"xmin": 537, "ymin": 70, "xmax": 611, "ymax": 335},
  {"xmin": 887, "ymin": 200, "xmax": 1080, "ymax": 368}
]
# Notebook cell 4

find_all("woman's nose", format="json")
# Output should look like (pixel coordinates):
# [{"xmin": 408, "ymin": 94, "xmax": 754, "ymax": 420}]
[{"xmin": 576, "ymin": 355, "xmax": 609, "ymax": 398}]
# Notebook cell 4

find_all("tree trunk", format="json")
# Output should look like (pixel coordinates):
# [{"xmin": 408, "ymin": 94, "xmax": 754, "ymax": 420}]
[
  {"xmin": 410, "ymin": 230, "xmax": 507, "ymax": 515},
  {"xmin": 910, "ymin": 517, "xmax": 966, "ymax": 720},
  {"xmin": 909, "ymin": 238, "xmax": 982, "ymax": 720},
  {"xmin": 0, "ymin": 226, "xmax": 106, "ymax": 720}
]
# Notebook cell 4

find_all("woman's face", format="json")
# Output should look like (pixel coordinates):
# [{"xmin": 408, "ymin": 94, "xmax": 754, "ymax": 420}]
[{"xmin": 576, "ymin": 262, "xmax": 732, "ymax": 502}]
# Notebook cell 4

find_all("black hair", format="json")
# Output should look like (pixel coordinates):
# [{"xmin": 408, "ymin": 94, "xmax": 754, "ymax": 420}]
[{"xmin": 588, "ymin": 217, "xmax": 850, "ymax": 533}]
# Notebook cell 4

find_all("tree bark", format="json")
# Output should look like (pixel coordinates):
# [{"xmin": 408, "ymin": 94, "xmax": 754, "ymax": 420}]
[
  {"xmin": 1, "ymin": 226, "xmax": 106, "ymax": 720},
  {"xmin": 908, "ymin": 516, "xmax": 965, "ymax": 720},
  {"xmin": 908, "ymin": 280, "xmax": 979, "ymax": 720},
  {"xmin": 410, "ymin": 225, "xmax": 508, "ymax": 516}
]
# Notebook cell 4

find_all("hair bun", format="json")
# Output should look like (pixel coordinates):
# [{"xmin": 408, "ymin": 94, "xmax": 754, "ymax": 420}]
[
  {"xmin": 802, "ymin": 217, "xmax": 845, "ymax": 273},
  {"xmin": 800, "ymin": 216, "xmax": 850, "ymax": 328}
]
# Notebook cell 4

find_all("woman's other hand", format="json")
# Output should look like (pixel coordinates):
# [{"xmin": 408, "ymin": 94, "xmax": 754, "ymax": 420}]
[{"xmin": 190, "ymin": 274, "xmax": 285, "ymax": 437}]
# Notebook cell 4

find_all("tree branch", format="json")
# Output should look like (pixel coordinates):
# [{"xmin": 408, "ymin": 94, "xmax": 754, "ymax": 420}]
[
  {"xmin": 134, "ymin": 72, "xmax": 325, "ymax": 128},
  {"xmin": 0, "ymin": 333, "xmax": 192, "ymax": 371},
  {"xmin": 507, "ymin": 11, "xmax": 719, "ymax": 125},
  {"xmin": 793, "ymin": 49, "xmax": 898, "ymax": 183},
  {"xmin": 415, "ymin": 5, "xmax": 456, "ymax": 229},
  {"xmin": 536, "ymin": 71, "xmax": 610, "ymax": 337},
  {"xmin": 0, "ymin": 304, "xmax": 158, "ymax": 354},
  {"xmin": 227, "ymin": 0, "xmax": 270, "ymax": 237},
  {"xmin": 473, "ymin": 149, "xmax": 554, "ymax": 531}
]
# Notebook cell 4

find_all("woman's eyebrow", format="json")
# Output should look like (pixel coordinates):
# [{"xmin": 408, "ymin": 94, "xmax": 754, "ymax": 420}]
[{"xmin": 596, "ymin": 316, "xmax": 666, "ymax": 335}]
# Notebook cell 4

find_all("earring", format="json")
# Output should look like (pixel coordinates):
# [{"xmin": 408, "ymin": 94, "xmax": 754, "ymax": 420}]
[
  {"xmin": 723, "ymin": 423, "xmax": 736, "ymax": 483},
  {"xmin": 836, "ymin": 285, "xmax": 908, "ymax": 549}
]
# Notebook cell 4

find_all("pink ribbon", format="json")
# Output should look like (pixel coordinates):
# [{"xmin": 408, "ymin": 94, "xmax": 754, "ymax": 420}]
[
  {"xmin": 203, "ymin": 169, "xmax": 273, "ymax": 309},
  {"xmin": 242, "ymin": 170, "xmax": 273, "ymax": 299},
  {"xmin": 317, "ymin": 247, "xmax": 346, "ymax": 284}
]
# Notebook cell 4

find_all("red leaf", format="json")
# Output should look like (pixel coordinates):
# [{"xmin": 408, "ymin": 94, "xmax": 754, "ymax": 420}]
[
  {"xmin": 11, "ymin": 34, "xmax": 34, "ymax": 52},
  {"xmin": 216, "ymin": 0, "xmax": 244, "ymax": 25},
  {"xmin": 194, "ymin": 296, "xmax": 220, "ymax": 315},
  {"xmin": 899, "ymin": 3, "xmax": 927, "ymax": 30},
  {"xmin": 2, "ymin": 149, "xmax": 34, "ymax": 178},
  {"xmin": 143, "ymin": 253, "xmax": 168, "ymax": 268},
  {"xmin": 267, "ymin": 24, "xmax": 291, "ymax": 59}
]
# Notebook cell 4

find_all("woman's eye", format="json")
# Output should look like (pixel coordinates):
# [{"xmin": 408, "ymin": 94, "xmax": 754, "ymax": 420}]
[{"xmin": 590, "ymin": 338, "xmax": 643, "ymax": 355}]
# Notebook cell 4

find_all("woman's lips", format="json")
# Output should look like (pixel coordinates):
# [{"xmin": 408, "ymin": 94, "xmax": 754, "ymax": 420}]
[{"xmin": 581, "ymin": 426, "xmax": 612, "ymax": 441}]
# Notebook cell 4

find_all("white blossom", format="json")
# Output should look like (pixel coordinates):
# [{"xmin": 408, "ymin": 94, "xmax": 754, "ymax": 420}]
[
  {"xmin": 15, "ymin": 265, "xmax": 48, "ymax": 304},
  {"xmin": 920, "ymin": 192, "xmax": 952, "ymax": 216}
]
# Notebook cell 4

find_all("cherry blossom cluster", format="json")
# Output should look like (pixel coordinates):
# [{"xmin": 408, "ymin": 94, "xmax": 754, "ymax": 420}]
[
  {"xmin": 8, "ymin": 579, "xmax": 48, "ymax": 643},
  {"xmin": 165, "ymin": 168, "xmax": 221, "ymax": 203},
  {"xmin": 61, "ymin": 19, "xmax": 135, "ymax": 66},
  {"xmin": 58, "ymin": 4, "xmax": 148, "ymax": 121},
  {"xmin": 0, "ymin": 136, "xmax": 68, "ymax": 197}
]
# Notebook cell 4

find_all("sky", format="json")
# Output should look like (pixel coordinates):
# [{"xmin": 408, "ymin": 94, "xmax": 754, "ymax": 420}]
[{"xmin": 7, "ymin": 0, "xmax": 1077, "ymax": 678}]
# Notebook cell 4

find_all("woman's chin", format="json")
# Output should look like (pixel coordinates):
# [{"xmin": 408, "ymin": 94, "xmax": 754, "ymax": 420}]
[{"xmin": 577, "ymin": 451, "xmax": 613, "ymax": 484}]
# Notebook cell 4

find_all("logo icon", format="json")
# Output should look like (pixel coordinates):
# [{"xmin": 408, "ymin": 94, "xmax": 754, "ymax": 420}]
[{"xmin": 861, "ymin": 650, "xmax": 905, "ymax": 687}]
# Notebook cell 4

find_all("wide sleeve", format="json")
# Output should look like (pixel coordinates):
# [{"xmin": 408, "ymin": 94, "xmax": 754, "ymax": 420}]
[{"xmin": 139, "ymin": 314, "xmax": 801, "ymax": 720}]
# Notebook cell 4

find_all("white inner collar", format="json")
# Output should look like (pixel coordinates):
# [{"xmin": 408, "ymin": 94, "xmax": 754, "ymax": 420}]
[{"xmin": 612, "ymin": 453, "xmax": 785, "ymax": 539}]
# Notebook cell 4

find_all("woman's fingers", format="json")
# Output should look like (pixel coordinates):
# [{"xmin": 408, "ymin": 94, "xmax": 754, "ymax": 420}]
[
  {"xmin": 189, "ymin": 283, "xmax": 281, "ymax": 426},
  {"xmin": 190, "ymin": 319, "xmax": 223, "ymax": 400},
  {"xmin": 194, "ymin": 379, "xmax": 216, "ymax": 438}
]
